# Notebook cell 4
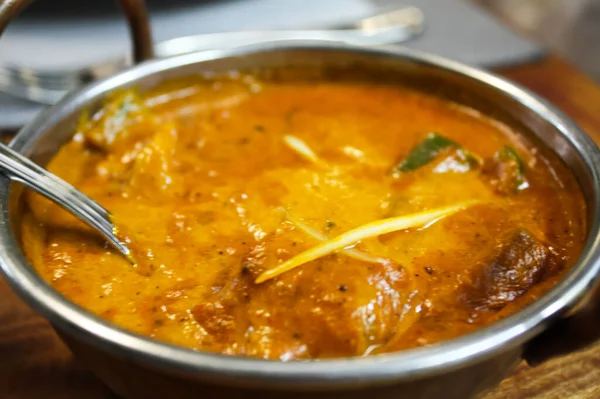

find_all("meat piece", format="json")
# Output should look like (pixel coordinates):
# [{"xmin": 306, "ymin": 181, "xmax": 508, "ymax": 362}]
[
  {"xmin": 482, "ymin": 146, "xmax": 529, "ymax": 194},
  {"xmin": 192, "ymin": 301, "xmax": 236, "ymax": 336},
  {"xmin": 82, "ymin": 91, "xmax": 150, "ymax": 151},
  {"xmin": 191, "ymin": 240, "xmax": 418, "ymax": 359},
  {"xmin": 467, "ymin": 230, "xmax": 561, "ymax": 310}
]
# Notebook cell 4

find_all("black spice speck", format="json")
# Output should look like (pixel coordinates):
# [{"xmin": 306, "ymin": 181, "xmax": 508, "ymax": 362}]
[{"xmin": 338, "ymin": 285, "xmax": 348, "ymax": 292}]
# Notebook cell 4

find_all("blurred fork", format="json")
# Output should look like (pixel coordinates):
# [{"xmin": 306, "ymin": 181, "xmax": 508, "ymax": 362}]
[{"xmin": 0, "ymin": 141, "xmax": 131, "ymax": 259}]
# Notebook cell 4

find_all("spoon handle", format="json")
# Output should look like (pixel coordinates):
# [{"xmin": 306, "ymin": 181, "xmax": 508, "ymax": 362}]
[
  {"xmin": 154, "ymin": 5, "xmax": 424, "ymax": 59},
  {"xmin": 0, "ymin": 142, "xmax": 130, "ymax": 258},
  {"xmin": 155, "ymin": 29, "xmax": 410, "ymax": 58}
]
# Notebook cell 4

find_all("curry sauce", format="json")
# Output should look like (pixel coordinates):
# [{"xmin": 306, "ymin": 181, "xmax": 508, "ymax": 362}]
[{"xmin": 21, "ymin": 71, "xmax": 586, "ymax": 360}]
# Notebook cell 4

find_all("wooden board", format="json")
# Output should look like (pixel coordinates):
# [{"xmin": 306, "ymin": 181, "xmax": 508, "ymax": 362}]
[{"xmin": 1, "ymin": 56, "xmax": 600, "ymax": 399}]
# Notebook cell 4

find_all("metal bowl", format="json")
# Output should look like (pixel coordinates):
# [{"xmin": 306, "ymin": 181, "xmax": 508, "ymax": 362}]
[{"xmin": 1, "ymin": 3, "xmax": 600, "ymax": 399}]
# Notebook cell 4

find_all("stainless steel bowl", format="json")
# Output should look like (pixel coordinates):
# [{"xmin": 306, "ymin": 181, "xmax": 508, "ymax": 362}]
[{"xmin": 1, "ymin": 2, "xmax": 600, "ymax": 399}]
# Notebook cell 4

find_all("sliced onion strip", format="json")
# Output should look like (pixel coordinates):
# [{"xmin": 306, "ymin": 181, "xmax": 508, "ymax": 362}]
[
  {"xmin": 256, "ymin": 201, "xmax": 480, "ymax": 284},
  {"xmin": 283, "ymin": 135, "xmax": 325, "ymax": 166},
  {"xmin": 280, "ymin": 208, "xmax": 389, "ymax": 265}
]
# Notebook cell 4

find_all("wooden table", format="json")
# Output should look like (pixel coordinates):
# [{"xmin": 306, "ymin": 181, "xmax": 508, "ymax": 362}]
[{"xmin": 1, "ymin": 55, "xmax": 600, "ymax": 398}]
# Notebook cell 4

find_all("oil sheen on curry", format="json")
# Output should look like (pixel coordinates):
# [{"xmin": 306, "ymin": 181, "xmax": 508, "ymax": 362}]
[{"xmin": 21, "ymin": 69, "xmax": 586, "ymax": 360}]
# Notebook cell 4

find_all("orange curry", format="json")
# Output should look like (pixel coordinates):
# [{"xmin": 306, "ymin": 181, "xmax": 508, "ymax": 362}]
[{"xmin": 21, "ymin": 70, "xmax": 586, "ymax": 360}]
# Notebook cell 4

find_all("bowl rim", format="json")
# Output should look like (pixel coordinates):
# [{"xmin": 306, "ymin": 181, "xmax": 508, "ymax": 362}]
[{"xmin": 1, "ymin": 41, "xmax": 599, "ymax": 389}]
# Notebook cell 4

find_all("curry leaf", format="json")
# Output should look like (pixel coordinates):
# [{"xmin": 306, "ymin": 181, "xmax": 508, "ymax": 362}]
[{"xmin": 395, "ymin": 132, "xmax": 459, "ymax": 172}]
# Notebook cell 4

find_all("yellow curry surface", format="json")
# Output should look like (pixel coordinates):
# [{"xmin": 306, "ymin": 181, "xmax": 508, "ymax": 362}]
[{"xmin": 21, "ymin": 70, "xmax": 586, "ymax": 360}]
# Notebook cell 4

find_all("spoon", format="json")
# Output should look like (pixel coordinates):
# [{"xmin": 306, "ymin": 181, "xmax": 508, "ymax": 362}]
[
  {"xmin": 154, "ymin": 6, "xmax": 425, "ymax": 57},
  {"xmin": 0, "ymin": 142, "xmax": 131, "ymax": 259},
  {"xmin": 0, "ymin": 6, "xmax": 423, "ymax": 105}
]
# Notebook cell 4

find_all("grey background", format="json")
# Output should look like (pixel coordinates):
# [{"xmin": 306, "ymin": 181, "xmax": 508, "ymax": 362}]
[{"xmin": 0, "ymin": 0, "xmax": 542, "ymax": 128}]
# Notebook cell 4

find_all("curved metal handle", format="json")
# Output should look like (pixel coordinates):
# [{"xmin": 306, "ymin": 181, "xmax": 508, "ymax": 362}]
[{"xmin": 0, "ymin": 0, "xmax": 153, "ymax": 64}]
